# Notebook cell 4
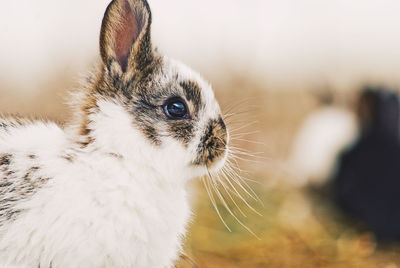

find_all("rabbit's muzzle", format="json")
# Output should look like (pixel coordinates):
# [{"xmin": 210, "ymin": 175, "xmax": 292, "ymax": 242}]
[{"xmin": 193, "ymin": 117, "xmax": 228, "ymax": 168}]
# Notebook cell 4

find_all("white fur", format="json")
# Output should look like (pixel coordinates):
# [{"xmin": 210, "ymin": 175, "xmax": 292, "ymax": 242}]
[{"xmin": 0, "ymin": 103, "xmax": 192, "ymax": 267}]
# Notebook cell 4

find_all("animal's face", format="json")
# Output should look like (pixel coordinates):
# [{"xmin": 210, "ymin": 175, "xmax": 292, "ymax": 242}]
[
  {"xmin": 128, "ymin": 57, "xmax": 228, "ymax": 176},
  {"xmin": 82, "ymin": 0, "xmax": 228, "ymax": 179}
]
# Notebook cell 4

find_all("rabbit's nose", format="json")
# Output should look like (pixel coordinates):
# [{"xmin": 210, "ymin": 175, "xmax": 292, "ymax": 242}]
[{"xmin": 193, "ymin": 117, "xmax": 228, "ymax": 168}]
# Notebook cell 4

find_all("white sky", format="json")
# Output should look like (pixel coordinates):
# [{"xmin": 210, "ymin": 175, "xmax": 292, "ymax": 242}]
[{"xmin": 1, "ymin": 0, "xmax": 400, "ymax": 91}]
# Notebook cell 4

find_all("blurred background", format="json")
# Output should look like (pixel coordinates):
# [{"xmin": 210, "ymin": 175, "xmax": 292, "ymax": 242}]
[{"xmin": 2, "ymin": 0, "xmax": 400, "ymax": 267}]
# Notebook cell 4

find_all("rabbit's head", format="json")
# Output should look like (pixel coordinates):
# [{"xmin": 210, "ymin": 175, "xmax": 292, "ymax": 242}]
[
  {"xmin": 74, "ymin": 0, "xmax": 228, "ymax": 180},
  {"xmin": 357, "ymin": 86, "xmax": 400, "ymax": 140}
]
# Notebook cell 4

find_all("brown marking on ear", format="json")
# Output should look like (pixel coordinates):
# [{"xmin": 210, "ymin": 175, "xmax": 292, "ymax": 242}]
[
  {"xmin": 100, "ymin": 0, "xmax": 152, "ymax": 73},
  {"xmin": 114, "ymin": 1, "xmax": 139, "ymax": 71}
]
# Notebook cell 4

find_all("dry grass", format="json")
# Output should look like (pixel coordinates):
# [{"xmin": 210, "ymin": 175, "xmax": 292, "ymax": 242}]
[
  {"xmin": 178, "ymin": 79, "xmax": 400, "ymax": 267},
  {"xmin": 179, "ymin": 181, "xmax": 400, "ymax": 268}
]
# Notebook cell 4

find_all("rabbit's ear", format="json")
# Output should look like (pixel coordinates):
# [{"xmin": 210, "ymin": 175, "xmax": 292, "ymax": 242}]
[{"xmin": 100, "ymin": 0, "xmax": 152, "ymax": 72}]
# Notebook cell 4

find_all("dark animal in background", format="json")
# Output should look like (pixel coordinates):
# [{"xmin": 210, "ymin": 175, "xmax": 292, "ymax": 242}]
[{"xmin": 333, "ymin": 86, "xmax": 400, "ymax": 242}]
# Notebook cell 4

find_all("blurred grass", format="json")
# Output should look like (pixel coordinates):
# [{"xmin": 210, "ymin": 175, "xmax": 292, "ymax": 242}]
[
  {"xmin": 1, "ymin": 76, "xmax": 400, "ymax": 267},
  {"xmin": 179, "ymin": 180, "xmax": 400, "ymax": 268},
  {"xmin": 178, "ymin": 79, "xmax": 400, "ymax": 267}
]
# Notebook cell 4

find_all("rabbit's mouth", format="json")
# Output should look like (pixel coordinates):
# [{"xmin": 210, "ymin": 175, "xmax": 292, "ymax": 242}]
[{"xmin": 192, "ymin": 117, "xmax": 228, "ymax": 169}]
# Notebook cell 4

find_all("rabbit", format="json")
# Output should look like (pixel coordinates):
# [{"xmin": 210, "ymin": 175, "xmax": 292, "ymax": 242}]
[
  {"xmin": 333, "ymin": 86, "xmax": 400, "ymax": 242},
  {"xmin": 288, "ymin": 106, "xmax": 358, "ymax": 186},
  {"xmin": 0, "ymin": 0, "xmax": 229, "ymax": 267},
  {"xmin": 287, "ymin": 89, "xmax": 358, "ymax": 186}
]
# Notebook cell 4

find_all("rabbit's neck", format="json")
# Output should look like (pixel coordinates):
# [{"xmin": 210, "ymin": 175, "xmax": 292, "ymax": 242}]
[
  {"xmin": 67, "ymin": 99, "xmax": 192, "ymax": 183},
  {"xmin": 55, "ymin": 149, "xmax": 190, "ymax": 267}
]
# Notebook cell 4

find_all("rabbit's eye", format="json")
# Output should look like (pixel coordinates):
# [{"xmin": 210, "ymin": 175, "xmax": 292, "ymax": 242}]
[{"xmin": 163, "ymin": 98, "xmax": 189, "ymax": 119}]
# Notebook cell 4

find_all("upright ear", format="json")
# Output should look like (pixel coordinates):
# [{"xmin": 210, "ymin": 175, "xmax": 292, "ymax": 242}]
[{"xmin": 100, "ymin": 0, "xmax": 153, "ymax": 72}]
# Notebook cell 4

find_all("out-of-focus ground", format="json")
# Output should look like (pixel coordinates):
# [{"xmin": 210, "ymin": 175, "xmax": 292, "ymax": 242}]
[
  {"xmin": 1, "ymin": 77, "xmax": 399, "ymax": 267},
  {"xmin": 177, "ymin": 81, "xmax": 400, "ymax": 268}
]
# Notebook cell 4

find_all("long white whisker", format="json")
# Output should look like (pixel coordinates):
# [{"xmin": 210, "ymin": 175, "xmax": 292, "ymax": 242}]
[
  {"xmin": 229, "ymin": 131, "xmax": 261, "ymax": 137},
  {"xmin": 230, "ymin": 138, "xmax": 266, "ymax": 145},
  {"xmin": 227, "ymin": 121, "xmax": 258, "ymax": 133},
  {"xmin": 225, "ymin": 162, "xmax": 264, "ymax": 207},
  {"xmin": 225, "ymin": 161, "xmax": 263, "ymax": 203},
  {"xmin": 221, "ymin": 99, "xmax": 258, "ymax": 116},
  {"xmin": 223, "ymin": 164, "xmax": 259, "ymax": 202},
  {"xmin": 215, "ymin": 171, "xmax": 247, "ymax": 218},
  {"xmin": 229, "ymin": 148, "xmax": 265, "ymax": 158},
  {"xmin": 229, "ymin": 154, "xmax": 264, "ymax": 164},
  {"xmin": 220, "ymin": 168, "xmax": 262, "ymax": 217},
  {"xmin": 201, "ymin": 176, "xmax": 231, "ymax": 232},
  {"xmin": 229, "ymin": 146, "xmax": 263, "ymax": 154},
  {"xmin": 208, "ymin": 170, "xmax": 259, "ymax": 238}
]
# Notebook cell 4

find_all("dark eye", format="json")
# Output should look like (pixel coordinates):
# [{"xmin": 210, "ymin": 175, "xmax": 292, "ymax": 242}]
[{"xmin": 163, "ymin": 98, "xmax": 189, "ymax": 119}]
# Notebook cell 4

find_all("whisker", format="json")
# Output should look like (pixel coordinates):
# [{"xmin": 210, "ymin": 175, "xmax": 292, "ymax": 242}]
[
  {"xmin": 229, "ymin": 138, "xmax": 266, "ymax": 145},
  {"xmin": 224, "ymin": 117, "xmax": 258, "ymax": 126},
  {"xmin": 221, "ymin": 99, "xmax": 258, "ymax": 116},
  {"xmin": 207, "ymin": 170, "xmax": 259, "ymax": 238},
  {"xmin": 228, "ymin": 151, "xmax": 265, "ymax": 160},
  {"xmin": 223, "ymin": 110, "xmax": 259, "ymax": 122},
  {"xmin": 215, "ymin": 172, "xmax": 248, "ymax": 218},
  {"xmin": 225, "ymin": 160, "xmax": 263, "ymax": 201},
  {"xmin": 220, "ymin": 168, "xmax": 262, "ymax": 217},
  {"xmin": 223, "ymin": 111, "xmax": 256, "ymax": 120},
  {"xmin": 201, "ymin": 175, "xmax": 231, "ymax": 232},
  {"xmin": 225, "ymin": 162, "xmax": 264, "ymax": 207},
  {"xmin": 229, "ymin": 147, "xmax": 265, "ymax": 157},
  {"xmin": 227, "ymin": 121, "xmax": 258, "ymax": 133},
  {"xmin": 229, "ymin": 154, "xmax": 264, "ymax": 164},
  {"xmin": 229, "ymin": 130, "xmax": 261, "ymax": 137},
  {"xmin": 197, "ymin": 103, "xmax": 266, "ymax": 238},
  {"xmin": 229, "ymin": 145, "xmax": 262, "ymax": 152},
  {"xmin": 223, "ymin": 164, "xmax": 259, "ymax": 202}
]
